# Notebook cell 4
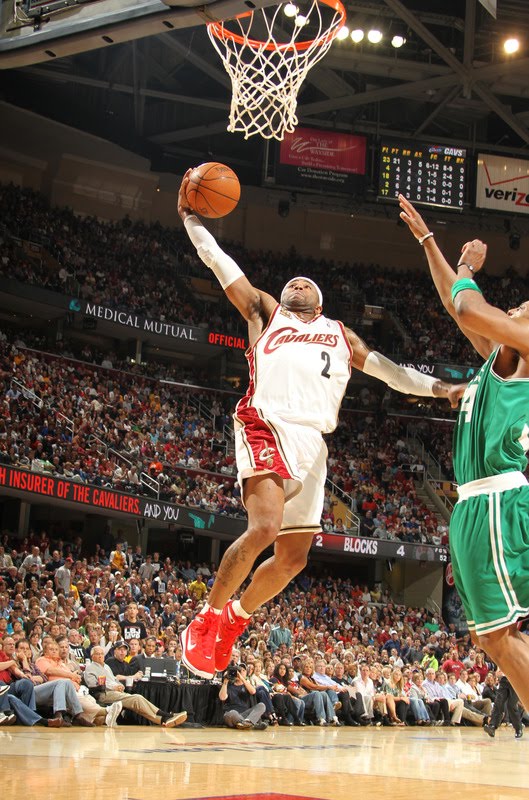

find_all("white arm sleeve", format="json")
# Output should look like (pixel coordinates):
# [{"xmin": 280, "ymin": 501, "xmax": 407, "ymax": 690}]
[
  {"xmin": 363, "ymin": 351, "xmax": 438, "ymax": 396},
  {"xmin": 184, "ymin": 214, "xmax": 244, "ymax": 290}
]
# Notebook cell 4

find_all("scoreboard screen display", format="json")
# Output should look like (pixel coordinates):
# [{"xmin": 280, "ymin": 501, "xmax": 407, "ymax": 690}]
[{"xmin": 378, "ymin": 141, "xmax": 466, "ymax": 210}]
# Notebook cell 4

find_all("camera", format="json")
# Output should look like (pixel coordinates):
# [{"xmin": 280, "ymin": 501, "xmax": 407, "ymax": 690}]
[{"xmin": 226, "ymin": 665, "xmax": 239, "ymax": 682}]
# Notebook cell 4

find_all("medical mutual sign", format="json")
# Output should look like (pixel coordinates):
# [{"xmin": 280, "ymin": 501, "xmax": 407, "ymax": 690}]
[{"xmin": 476, "ymin": 153, "xmax": 529, "ymax": 215}]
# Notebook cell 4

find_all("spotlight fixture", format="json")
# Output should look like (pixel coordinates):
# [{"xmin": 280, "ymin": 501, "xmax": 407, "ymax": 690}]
[
  {"xmin": 367, "ymin": 29, "xmax": 383, "ymax": 44},
  {"xmin": 391, "ymin": 34, "xmax": 406, "ymax": 48},
  {"xmin": 350, "ymin": 28, "xmax": 365, "ymax": 43},
  {"xmin": 336, "ymin": 25, "xmax": 350, "ymax": 41},
  {"xmin": 295, "ymin": 13, "xmax": 309, "ymax": 26},
  {"xmin": 503, "ymin": 37, "xmax": 520, "ymax": 54},
  {"xmin": 283, "ymin": 2, "xmax": 299, "ymax": 18}
]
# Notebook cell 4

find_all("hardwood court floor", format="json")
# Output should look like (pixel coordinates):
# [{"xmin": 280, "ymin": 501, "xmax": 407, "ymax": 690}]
[{"xmin": 1, "ymin": 725, "xmax": 527, "ymax": 800}]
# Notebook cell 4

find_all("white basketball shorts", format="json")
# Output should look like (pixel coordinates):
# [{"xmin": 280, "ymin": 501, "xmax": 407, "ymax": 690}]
[{"xmin": 234, "ymin": 406, "xmax": 326, "ymax": 535}]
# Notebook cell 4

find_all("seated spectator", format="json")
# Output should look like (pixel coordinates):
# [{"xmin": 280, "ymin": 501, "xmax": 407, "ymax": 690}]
[
  {"xmin": 219, "ymin": 662, "xmax": 267, "ymax": 730},
  {"xmin": 33, "ymin": 637, "xmax": 95, "ymax": 726},
  {"xmin": 435, "ymin": 672, "xmax": 464, "ymax": 726},
  {"xmin": 407, "ymin": 670, "xmax": 431, "ymax": 726},
  {"xmin": 422, "ymin": 668, "xmax": 451, "ymax": 725},
  {"xmin": 270, "ymin": 663, "xmax": 305, "ymax": 726},
  {"xmin": 380, "ymin": 666, "xmax": 408, "ymax": 726},
  {"xmin": 299, "ymin": 658, "xmax": 341, "ymax": 726},
  {"xmin": 104, "ymin": 639, "xmax": 145, "ymax": 689},
  {"xmin": 456, "ymin": 669, "xmax": 493, "ymax": 718},
  {"xmin": 445, "ymin": 672, "xmax": 489, "ymax": 726},
  {"xmin": 84, "ymin": 646, "xmax": 186, "ymax": 727},
  {"xmin": 56, "ymin": 637, "xmax": 122, "ymax": 727}
]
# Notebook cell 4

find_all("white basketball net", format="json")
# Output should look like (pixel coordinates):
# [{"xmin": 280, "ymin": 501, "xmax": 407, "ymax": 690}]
[{"xmin": 207, "ymin": 0, "xmax": 346, "ymax": 141}]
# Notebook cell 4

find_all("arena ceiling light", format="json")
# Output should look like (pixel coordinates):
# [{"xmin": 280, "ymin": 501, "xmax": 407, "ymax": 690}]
[
  {"xmin": 367, "ymin": 28, "xmax": 383, "ymax": 44},
  {"xmin": 283, "ymin": 3, "xmax": 299, "ymax": 18},
  {"xmin": 336, "ymin": 25, "xmax": 350, "ymax": 41},
  {"xmin": 295, "ymin": 13, "xmax": 309, "ymax": 26},
  {"xmin": 391, "ymin": 34, "xmax": 406, "ymax": 48},
  {"xmin": 350, "ymin": 28, "xmax": 365, "ymax": 43},
  {"xmin": 503, "ymin": 37, "xmax": 520, "ymax": 54}
]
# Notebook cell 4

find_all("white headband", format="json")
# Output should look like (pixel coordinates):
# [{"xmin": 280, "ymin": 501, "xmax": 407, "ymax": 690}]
[{"xmin": 281, "ymin": 276, "xmax": 323, "ymax": 308}]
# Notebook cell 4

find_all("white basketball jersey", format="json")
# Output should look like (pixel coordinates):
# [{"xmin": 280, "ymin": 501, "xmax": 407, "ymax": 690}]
[{"xmin": 237, "ymin": 304, "xmax": 353, "ymax": 433}]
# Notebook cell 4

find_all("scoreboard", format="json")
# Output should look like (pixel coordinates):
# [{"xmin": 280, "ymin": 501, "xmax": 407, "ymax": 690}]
[{"xmin": 378, "ymin": 141, "xmax": 467, "ymax": 210}]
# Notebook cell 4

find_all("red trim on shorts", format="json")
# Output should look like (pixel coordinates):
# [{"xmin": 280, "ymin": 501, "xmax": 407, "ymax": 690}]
[{"xmin": 236, "ymin": 405, "xmax": 293, "ymax": 480}]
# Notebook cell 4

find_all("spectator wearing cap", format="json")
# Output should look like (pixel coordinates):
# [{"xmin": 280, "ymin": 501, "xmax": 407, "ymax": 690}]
[
  {"xmin": 105, "ymin": 640, "xmax": 143, "ymax": 686},
  {"xmin": 420, "ymin": 646, "xmax": 439, "ymax": 672},
  {"xmin": 84, "ymin": 646, "xmax": 186, "ymax": 727},
  {"xmin": 55, "ymin": 558, "xmax": 73, "ymax": 595}
]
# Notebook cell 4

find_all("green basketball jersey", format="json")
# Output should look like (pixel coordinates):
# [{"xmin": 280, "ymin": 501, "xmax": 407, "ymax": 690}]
[{"xmin": 453, "ymin": 349, "xmax": 529, "ymax": 484}]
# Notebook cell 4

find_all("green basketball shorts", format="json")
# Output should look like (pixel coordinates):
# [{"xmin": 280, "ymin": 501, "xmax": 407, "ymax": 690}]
[{"xmin": 450, "ymin": 475, "xmax": 529, "ymax": 636}]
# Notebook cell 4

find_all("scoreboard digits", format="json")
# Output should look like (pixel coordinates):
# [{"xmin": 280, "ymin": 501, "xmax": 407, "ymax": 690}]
[{"xmin": 379, "ymin": 141, "xmax": 466, "ymax": 210}]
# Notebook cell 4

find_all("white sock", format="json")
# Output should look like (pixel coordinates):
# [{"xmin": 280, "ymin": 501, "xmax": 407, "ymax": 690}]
[
  {"xmin": 231, "ymin": 599, "xmax": 251, "ymax": 619},
  {"xmin": 201, "ymin": 603, "xmax": 221, "ymax": 615}
]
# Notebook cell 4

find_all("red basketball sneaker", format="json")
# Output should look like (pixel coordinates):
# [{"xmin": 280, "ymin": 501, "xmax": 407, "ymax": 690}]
[
  {"xmin": 180, "ymin": 608, "xmax": 219, "ymax": 679},
  {"xmin": 215, "ymin": 600, "xmax": 252, "ymax": 672}
]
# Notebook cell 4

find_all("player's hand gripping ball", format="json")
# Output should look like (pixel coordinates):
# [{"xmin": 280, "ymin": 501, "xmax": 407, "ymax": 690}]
[{"xmin": 185, "ymin": 162, "xmax": 241, "ymax": 218}]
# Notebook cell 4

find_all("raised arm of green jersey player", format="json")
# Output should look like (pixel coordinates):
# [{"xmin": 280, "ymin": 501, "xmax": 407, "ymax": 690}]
[{"xmin": 398, "ymin": 194, "xmax": 495, "ymax": 360}]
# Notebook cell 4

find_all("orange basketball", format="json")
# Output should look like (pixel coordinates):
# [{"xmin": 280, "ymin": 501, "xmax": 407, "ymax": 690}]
[{"xmin": 185, "ymin": 162, "xmax": 241, "ymax": 219}]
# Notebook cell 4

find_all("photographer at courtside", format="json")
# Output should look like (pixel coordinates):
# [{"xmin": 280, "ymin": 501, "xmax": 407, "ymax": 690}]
[{"xmin": 219, "ymin": 662, "xmax": 268, "ymax": 730}]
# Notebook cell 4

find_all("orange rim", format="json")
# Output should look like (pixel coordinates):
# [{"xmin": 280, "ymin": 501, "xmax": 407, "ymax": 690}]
[{"xmin": 208, "ymin": 0, "xmax": 346, "ymax": 53}]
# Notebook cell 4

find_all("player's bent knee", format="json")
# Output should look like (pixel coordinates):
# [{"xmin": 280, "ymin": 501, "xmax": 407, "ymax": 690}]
[
  {"xmin": 276, "ymin": 550, "xmax": 308, "ymax": 575},
  {"xmin": 246, "ymin": 522, "xmax": 280, "ymax": 547}
]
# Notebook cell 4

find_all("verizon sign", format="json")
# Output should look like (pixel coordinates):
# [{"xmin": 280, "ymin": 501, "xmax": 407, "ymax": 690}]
[{"xmin": 476, "ymin": 153, "xmax": 529, "ymax": 215}]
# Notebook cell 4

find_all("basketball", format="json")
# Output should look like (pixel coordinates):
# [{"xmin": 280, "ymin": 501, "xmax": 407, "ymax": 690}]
[{"xmin": 185, "ymin": 162, "xmax": 241, "ymax": 218}]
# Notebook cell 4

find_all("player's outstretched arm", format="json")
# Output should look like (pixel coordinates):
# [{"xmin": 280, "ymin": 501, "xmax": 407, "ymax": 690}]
[
  {"xmin": 177, "ymin": 170, "xmax": 276, "ymax": 324},
  {"xmin": 398, "ymin": 194, "xmax": 494, "ymax": 360},
  {"xmin": 451, "ymin": 242, "xmax": 529, "ymax": 357},
  {"xmin": 346, "ymin": 327, "xmax": 465, "ymax": 408}
]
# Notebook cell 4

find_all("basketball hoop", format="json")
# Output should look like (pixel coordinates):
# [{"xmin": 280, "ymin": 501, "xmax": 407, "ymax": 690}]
[{"xmin": 207, "ymin": 0, "xmax": 346, "ymax": 141}]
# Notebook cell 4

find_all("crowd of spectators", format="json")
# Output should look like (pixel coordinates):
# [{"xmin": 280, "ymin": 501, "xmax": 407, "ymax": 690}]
[
  {"xmin": 0, "ymin": 332, "xmax": 457, "ymax": 544},
  {"xmin": 1, "ymin": 182, "xmax": 528, "ymax": 367},
  {"xmin": 0, "ymin": 338, "xmax": 245, "ymax": 516},
  {"xmin": 1, "ymin": 541, "xmax": 526, "ymax": 731}
]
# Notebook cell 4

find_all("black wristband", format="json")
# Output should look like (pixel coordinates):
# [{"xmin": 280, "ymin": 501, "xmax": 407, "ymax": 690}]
[{"xmin": 457, "ymin": 262, "xmax": 475, "ymax": 273}]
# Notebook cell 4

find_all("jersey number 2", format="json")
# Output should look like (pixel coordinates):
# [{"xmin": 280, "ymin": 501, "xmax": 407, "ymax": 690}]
[{"xmin": 321, "ymin": 351, "xmax": 331, "ymax": 379}]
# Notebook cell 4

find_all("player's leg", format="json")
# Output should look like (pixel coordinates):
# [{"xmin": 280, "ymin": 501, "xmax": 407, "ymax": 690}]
[
  {"xmin": 214, "ymin": 433, "xmax": 325, "ymax": 673},
  {"xmin": 478, "ymin": 626, "xmax": 529, "ymax": 713},
  {"xmin": 238, "ymin": 530, "xmax": 313, "ymax": 612},
  {"xmin": 181, "ymin": 472, "xmax": 284, "ymax": 679},
  {"xmin": 208, "ymin": 472, "xmax": 285, "ymax": 609},
  {"xmin": 214, "ymin": 530, "xmax": 313, "ymax": 673},
  {"xmin": 475, "ymin": 489, "xmax": 529, "ymax": 712}
]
